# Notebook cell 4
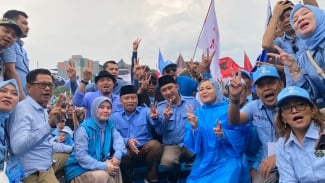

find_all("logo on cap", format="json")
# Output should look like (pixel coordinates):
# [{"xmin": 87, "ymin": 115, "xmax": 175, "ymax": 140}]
[
  {"xmin": 288, "ymin": 87, "xmax": 299, "ymax": 95},
  {"xmin": 261, "ymin": 67, "xmax": 270, "ymax": 74}
]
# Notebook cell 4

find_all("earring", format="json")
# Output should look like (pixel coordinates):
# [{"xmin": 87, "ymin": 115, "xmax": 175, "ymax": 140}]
[{"xmin": 284, "ymin": 122, "xmax": 287, "ymax": 129}]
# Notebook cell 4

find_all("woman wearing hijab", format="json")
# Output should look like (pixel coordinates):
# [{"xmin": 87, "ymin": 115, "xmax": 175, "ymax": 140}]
[
  {"xmin": 0, "ymin": 79, "xmax": 19, "ymax": 182},
  {"xmin": 65, "ymin": 96, "xmax": 126, "ymax": 183},
  {"xmin": 275, "ymin": 86, "xmax": 325, "ymax": 182},
  {"xmin": 271, "ymin": 4, "xmax": 325, "ymax": 108},
  {"xmin": 184, "ymin": 79, "xmax": 250, "ymax": 183}
]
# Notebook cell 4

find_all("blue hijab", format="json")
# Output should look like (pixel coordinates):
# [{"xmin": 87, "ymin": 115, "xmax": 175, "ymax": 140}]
[
  {"xmin": 0, "ymin": 79, "xmax": 19, "ymax": 116},
  {"xmin": 199, "ymin": 78, "xmax": 224, "ymax": 105},
  {"xmin": 90, "ymin": 96, "xmax": 112, "ymax": 150},
  {"xmin": 290, "ymin": 4, "xmax": 325, "ymax": 50}
]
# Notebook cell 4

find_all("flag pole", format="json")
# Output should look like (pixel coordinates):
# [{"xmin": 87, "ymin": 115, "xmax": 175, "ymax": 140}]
[{"xmin": 192, "ymin": 0, "xmax": 214, "ymax": 60}]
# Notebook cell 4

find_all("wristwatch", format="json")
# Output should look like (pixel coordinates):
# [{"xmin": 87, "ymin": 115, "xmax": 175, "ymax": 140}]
[{"xmin": 81, "ymin": 80, "xmax": 89, "ymax": 85}]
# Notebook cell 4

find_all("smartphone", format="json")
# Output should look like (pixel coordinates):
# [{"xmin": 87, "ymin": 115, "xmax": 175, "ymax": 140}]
[{"xmin": 315, "ymin": 133, "xmax": 325, "ymax": 150}]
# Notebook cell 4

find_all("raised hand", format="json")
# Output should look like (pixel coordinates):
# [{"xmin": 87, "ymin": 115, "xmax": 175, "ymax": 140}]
[
  {"xmin": 133, "ymin": 58, "xmax": 142, "ymax": 80},
  {"xmin": 228, "ymin": 69, "xmax": 244, "ymax": 100},
  {"xmin": 268, "ymin": 45, "xmax": 298, "ymax": 69},
  {"xmin": 49, "ymin": 94, "xmax": 64, "ymax": 128},
  {"xmin": 67, "ymin": 58, "xmax": 77, "ymax": 81},
  {"xmin": 127, "ymin": 138, "xmax": 140, "ymax": 155},
  {"xmin": 163, "ymin": 99, "xmax": 173, "ymax": 123},
  {"xmin": 185, "ymin": 104, "xmax": 198, "ymax": 129},
  {"xmin": 82, "ymin": 59, "xmax": 93, "ymax": 82},
  {"xmin": 150, "ymin": 101, "xmax": 159, "ymax": 119},
  {"xmin": 200, "ymin": 48, "xmax": 216, "ymax": 73},
  {"xmin": 133, "ymin": 38, "xmax": 141, "ymax": 52},
  {"xmin": 273, "ymin": 1, "xmax": 293, "ymax": 18},
  {"xmin": 140, "ymin": 72, "xmax": 151, "ymax": 90},
  {"xmin": 213, "ymin": 119, "xmax": 223, "ymax": 137}
]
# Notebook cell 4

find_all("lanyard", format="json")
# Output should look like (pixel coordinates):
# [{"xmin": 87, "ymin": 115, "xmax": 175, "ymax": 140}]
[{"xmin": 263, "ymin": 108, "xmax": 275, "ymax": 142}]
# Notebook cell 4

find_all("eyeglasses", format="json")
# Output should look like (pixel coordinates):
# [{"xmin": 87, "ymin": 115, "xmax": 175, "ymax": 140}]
[
  {"xmin": 291, "ymin": 39, "xmax": 299, "ymax": 53},
  {"xmin": 31, "ymin": 82, "xmax": 55, "ymax": 89},
  {"xmin": 280, "ymin": 101, "xmax": 307, "ymax": 114}
]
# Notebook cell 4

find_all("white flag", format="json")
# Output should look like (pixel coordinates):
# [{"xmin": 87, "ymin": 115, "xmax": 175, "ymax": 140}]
[
  {"xmin": 265, "ymin": 0, "xmax": 272, "ymax": 30},
  {"xmin": 198, "ymin": 0, "xmax": 221, "ymax": 79}
]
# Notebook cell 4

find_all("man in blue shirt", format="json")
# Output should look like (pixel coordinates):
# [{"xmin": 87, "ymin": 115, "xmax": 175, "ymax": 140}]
[
  {"xmin": 156, "ymin": 75, "xmax": 200, "ymax": 183},
  {"xmin": 84, "ymin": 60, "xmax": 129, "ymax": 95},
  {"xmin": 161, "ymin": 61, "xmax": 198, "ymax": 97},
  {"xmin": 228, "ymin": 66, "xmax": 283, "ymax": 183},
  {"xmin": 73, "ymin": 67, "xmax": 122, "ymax": 120},
  {"xmin": 8, "ymin": 69, "xmax": 69, "ymax": 183},
  {"xmin": 1, "ymin": 10, "xmax": 30, "ymax": 100},
  {"xmin": 110, "ymin": 85, "xmax": 162, "ymax": 183}
]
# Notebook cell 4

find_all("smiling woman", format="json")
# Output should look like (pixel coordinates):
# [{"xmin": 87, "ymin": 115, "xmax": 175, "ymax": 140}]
[{"xmin": 275, "ymin": 86, "xmax": 325, "ymax": 183}]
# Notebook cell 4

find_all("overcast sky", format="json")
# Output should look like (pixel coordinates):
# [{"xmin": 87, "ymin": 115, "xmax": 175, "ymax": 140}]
[{"xmin": 1, "ymin": 0, "xmax": 324, "ymax": 71}]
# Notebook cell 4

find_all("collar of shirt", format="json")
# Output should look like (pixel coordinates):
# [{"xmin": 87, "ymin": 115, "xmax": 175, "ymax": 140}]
[
  {"xmin": 257, "ymin": 99, "xmax": 275, "ymax": 111},
  {"xmin": 285, "ymin": 121, "xmax": 320, "ymax": 146},
  {"xmin": 282, "ymin": 33, "xmax": 295, "ymax": 41},
  {"xmin": 25, "ymin": 95, "xmax": 46, "ymax": 110},
  {"xmin": 17, "ymin": 39, "xmax": 24, "ymax": 46},
  {"xmin": 121, "ymin": 105, "xmax": 144, "ymax": 116}
]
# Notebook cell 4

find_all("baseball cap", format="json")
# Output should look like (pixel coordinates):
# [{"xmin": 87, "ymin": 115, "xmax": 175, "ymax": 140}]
[
  {"xmin": 253, "ymin": 65, "xmax": 280, "ymax": 85},
  {"xmin": 0, "ymin": 18, "xmax": 22, "ymax": 37},
  {"xmin": 276, "ymin": 86, "xmax": 312, "ymax": 107}
]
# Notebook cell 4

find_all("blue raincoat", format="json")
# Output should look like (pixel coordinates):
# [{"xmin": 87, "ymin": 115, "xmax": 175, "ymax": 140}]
[{"xmin": 184, "ymin": 79, "xmax": 250, "ymax": 183}]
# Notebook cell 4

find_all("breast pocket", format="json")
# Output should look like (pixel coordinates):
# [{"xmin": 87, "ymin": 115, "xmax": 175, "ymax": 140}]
[
  {"xmin": 252, "ymin": 120, "xmax": 272, "ymax": 142},
  {"xmin": 134, "ymin": 117, "xmax": 149, "ymax": 137},
  {"xmin": 165, "ymin": 114, "xmax": 177, "ymax": 132},
  {"xmin": 115, "ymin": 121, "xmax": 129, "ymax": 137}
]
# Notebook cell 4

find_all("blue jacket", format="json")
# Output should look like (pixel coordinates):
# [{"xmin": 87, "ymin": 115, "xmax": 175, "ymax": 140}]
[{"xmin": 64, "ymin": 118, "xmax": 114, "ymax": 181}]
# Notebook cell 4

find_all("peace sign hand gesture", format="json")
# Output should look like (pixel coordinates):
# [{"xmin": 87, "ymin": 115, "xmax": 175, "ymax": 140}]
[
  {"xmin": 186, "ymin": 104, "xmax": 198, "ymax": 129},
  {"xmin": 163, "ymin": 100, "xmax": 173, "ymax": 123},
  {"xmin": 200, "ymin": 48, "xmax": 216, "ymax": 73},
  {"xmin": 140, "ymin": 73, "xmax": 151, "ymax": 90},
  {"xmin": 229, "ymin": 68, "xmax": 244, "ymax": 100},
  {"xmin": 213, "ymin": 119, "xmax": 223, "ymax": 137},
  {"xmin": 133, "ymin": 38, "xmax": 141, "ymax": 52},
  {"xmin": 150, "ymin": 101, "xmax": 159, "ymax": 119},
  {"xmin": 133, "ymin": 58, "xmax": 142, "ymax": 80},
  {"xmin": 268, "ymin": 45, "xmax": 298, "ymax": 69},
  {"xmin": 82, "ymin": 60, "xmax": 93, "ymax": 82},
  {"xmin": 67, "ymin": 58, "xmax": 77, "ymax": 81},
  {"xmin": 48, "ymin": 94, "xmax": 64, "ymax": 128}
]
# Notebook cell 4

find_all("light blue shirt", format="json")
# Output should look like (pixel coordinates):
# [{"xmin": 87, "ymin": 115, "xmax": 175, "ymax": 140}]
[
  {"xmin": 274, "ymin": 34, "xmax": 306, "ymax": 59},
  {"xmin": 156, "ymin": 96, "xmax": 200, "ymax": 146},
  {"xmin": 241, "ymin": 99, "xmax": 277, "ymax": 160},
  {"xmin": 8, "ymin": 96, "xmax": 54, "ymax": 177},
  {"xmin": 276, "ymin": 122, "xmax": 325, "ymax": 183},
  {"xmin": 73, "ymin": 124, "xmax": 126, "ymax": 170},
  {"xmin": 110, "ymin": 105, "xmax": 158, "ymax": 147},
  {"xmin": 287, "ymin": 41, "xmax": 325, "ymax": 108},
  {"xmin": 1, "ymin": 40, "xmax": 29, "ymax": 95},
  {"xmin": 73, "ymin": 90, "xmax": 122, "ymax": 120}
]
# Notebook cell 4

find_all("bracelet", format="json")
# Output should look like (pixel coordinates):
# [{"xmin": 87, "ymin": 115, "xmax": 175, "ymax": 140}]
[
  {"xmin": 81, "ymin": 80, "xmax": 89, "ymax": 85},
  {"xmin": 229, "ymin": 97, "xmax": 240, "ymax": 104}
]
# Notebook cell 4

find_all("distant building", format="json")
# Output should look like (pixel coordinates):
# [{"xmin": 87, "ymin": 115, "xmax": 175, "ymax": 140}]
[{"xmin": 57, "ymin": 55, "xmax": 102, "ymax": 82}]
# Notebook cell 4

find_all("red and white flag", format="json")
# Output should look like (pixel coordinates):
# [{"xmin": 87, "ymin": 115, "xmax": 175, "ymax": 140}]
[{"xmin": 198, "ymin": 0, "xmax": 221, "ymax": 79}]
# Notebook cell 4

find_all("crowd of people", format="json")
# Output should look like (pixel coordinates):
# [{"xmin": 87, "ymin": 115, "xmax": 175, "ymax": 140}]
[{"xmin": 0, "ymin": 0, "xmax": 325, "ymax": 183}]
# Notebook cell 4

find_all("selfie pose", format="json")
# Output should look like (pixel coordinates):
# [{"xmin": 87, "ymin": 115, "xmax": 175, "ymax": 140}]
[{"xmin": 275, "ymin": 86, "xmax": 325, "ymax": 182}]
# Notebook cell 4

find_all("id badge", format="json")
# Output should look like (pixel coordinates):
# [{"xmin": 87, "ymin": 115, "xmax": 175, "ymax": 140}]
[{"xmin": 5, "ymin": 156, "xmax": 25, "ymax": 183}]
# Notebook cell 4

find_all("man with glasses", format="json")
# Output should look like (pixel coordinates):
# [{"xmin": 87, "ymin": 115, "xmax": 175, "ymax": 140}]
[
  {"xmin": 8, "ymin": 69, "xmax": 69, "ymax": 183},
  {"xmin": 228, "ymin": 66, "xmax": 283, "ymax": 183}
]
